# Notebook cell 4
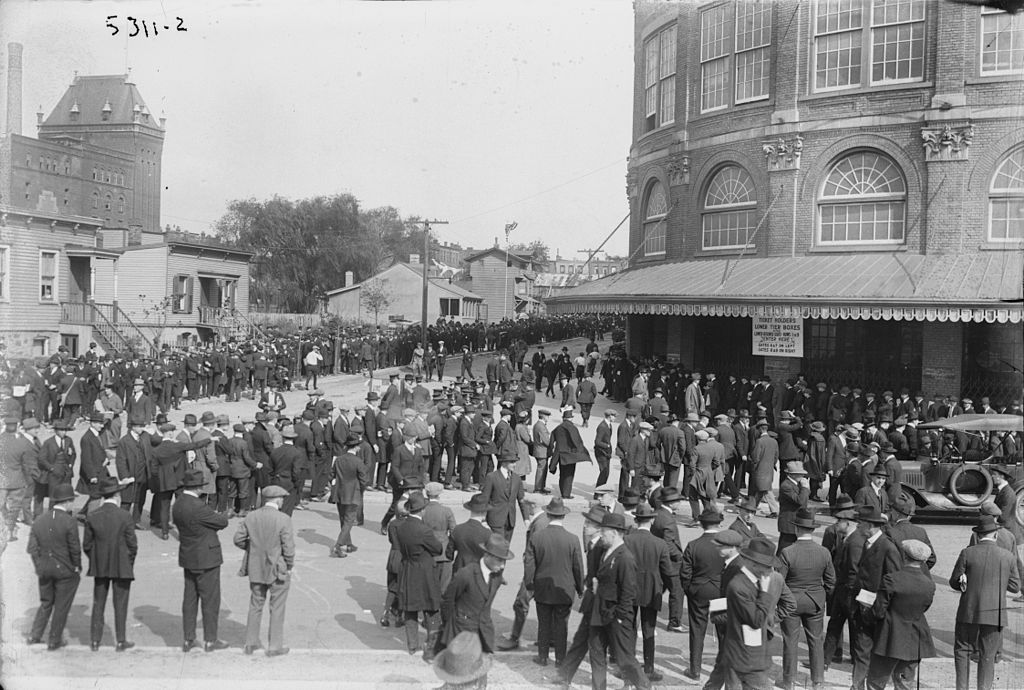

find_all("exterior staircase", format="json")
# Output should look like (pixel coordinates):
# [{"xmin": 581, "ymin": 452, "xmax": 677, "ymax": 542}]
[
  {"xmin": 197, "ymin": 306, "xmax": 268, "ymax": 342},
  {"xmin": 60, "ymin": 302, "xmax": 159, "ymax": 359}
]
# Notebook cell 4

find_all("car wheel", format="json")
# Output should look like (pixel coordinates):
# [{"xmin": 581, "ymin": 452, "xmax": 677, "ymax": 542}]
[
  {"xmin": 948, "ymin": 464, "xmax": 993, "ymax": 507},
  {"xmin": 1015, "ymin": 485, "xmax": 1024, "ymax": 526}
]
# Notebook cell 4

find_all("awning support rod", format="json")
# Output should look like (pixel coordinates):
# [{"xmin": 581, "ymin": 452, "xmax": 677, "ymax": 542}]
[{"xmin": 716, "ymin": 184, "xmax": 785, "ymax": 292}]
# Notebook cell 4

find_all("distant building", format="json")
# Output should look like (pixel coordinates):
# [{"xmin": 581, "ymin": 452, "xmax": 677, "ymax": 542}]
[
  {"xmin": 548, "ymin": 1, "xmax": 1024, "ymax": 404},
  {"xmin": 456, "ymin": 247, "xmax": 545, "ymax": 322},
  {"xmin": 325, "ymin": 262, "xmax": 483, "ymax": 326},
  {"xmin": 549, "ymin": 254, "xmax": 627, "ymax": 278}
]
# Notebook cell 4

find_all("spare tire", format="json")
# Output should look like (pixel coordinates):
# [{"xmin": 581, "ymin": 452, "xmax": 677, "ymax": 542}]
[{"xmin": 948, "ymin": 464, "xmax": 994, "ymax": 507}]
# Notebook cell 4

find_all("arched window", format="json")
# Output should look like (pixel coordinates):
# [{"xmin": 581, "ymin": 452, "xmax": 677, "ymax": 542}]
[
  {"xmin": 819, "ymin": 151, "xmax": 906, "ymax": 244},
  {"xmin": 118, "ymin": 196, "xmax": 126, "ymax": 214},
  {"xmin": 702, "ymin": 165, "xmax": 757, "ymax": 249},
  {"xmin": 643, "ymin": 180, "xmax": 668, "ymax": 256},
  {"xmin": 92, "ymin": 191, "xmax": 99, "ymax": 209},
  {"xmin": 104, "ymin": 193, "xmax": 112, "ymax": 211},
  {"xmin": 989, "ymin": 148, "xmax": 1024, "ymax": 241}
]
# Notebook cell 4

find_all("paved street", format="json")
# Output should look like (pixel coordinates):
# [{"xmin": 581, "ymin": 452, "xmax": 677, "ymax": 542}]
[{"xmin": 2, "ymin": 337, "xmax": 1023, "ymax": 689}]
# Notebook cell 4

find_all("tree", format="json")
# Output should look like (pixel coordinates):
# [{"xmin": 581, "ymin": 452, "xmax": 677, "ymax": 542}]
[
  {"xmin": 508, "ymin": 239, "xmax": 550, "ymax": 262},
  {"xmin": 360, "ymin": 278, "xmax": 392, "ymax": 326}
]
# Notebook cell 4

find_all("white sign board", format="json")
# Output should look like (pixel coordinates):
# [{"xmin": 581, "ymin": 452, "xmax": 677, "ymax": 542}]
[{"xmin": 752, "ymin": 316, "xmax": 804, "ymax": 358}]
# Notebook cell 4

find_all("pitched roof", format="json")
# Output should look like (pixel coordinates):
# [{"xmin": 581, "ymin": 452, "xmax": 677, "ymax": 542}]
[
  {"xmin": 546, "ymin": 253, "xmax": 1024, "ymax": 322},
  {"xmin": 325, "ymin": 262, "xmax": 483, "ymax": 301},
  {"xmin": 462, "ymin": 247, "xmax": 536, "ymax": 266},
  {"xmin": 42, "ymin": 75, "xmax": 163, "ymax": 130}
]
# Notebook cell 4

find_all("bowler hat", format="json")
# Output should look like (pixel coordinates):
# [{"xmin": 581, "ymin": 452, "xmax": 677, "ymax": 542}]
[
  {"xmin": 741, "ymin": 537, "xmax": 780, "ymax": 568},
  {"xmin": 599, "ymin": 512, "xmax": 628, "ymax": 531},
  {"xmin": 405, "ymin": 493, "xmax": 428, "ymax": 513},
  {"xmin": 791, "ymin": 508, "xmax": 817, "ymax": 530},
  {"xmin": 659, "ymin": 486, "xmax": 684, "ymax": 504},
  {"xmin": 262, "ymin": 485, "xmax": 289, "ymax": 499},
  {"xmin": 620, "ymin": 489, "xmax": 641, "ymax": 507},
  {"xmin": 50, "ymin": 484, "xmax": 76, "ymax": 504},
  {"xmin": 482, "ymin": 534, "xmax": 515, "ymax": 560},
  {"xmin": 869, "ymin": 465, "xmax": 889, "ymax": 478},
  {"xmin": 544, "ymin": 496, "xmax": 570, "ymax": 517},
  {"xmin": 181, "ymin": 469, "xmax": 205, "ymax": 488},
  {"xmin": 463, "ymin": 493, "xmax": 489, "ymax": 512},
  {"xmin": 97, "ymin": 477, "xmax": 124, "ymax": 497},
  {"xmin": 433, "ymin": 631, "xmax": 492, "ymax": 685}
]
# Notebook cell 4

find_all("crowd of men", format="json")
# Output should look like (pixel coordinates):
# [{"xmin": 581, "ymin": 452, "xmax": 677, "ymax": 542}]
[{"xmin": 1, "ymin": 324, "xmax": 1022, "ymax": 689}]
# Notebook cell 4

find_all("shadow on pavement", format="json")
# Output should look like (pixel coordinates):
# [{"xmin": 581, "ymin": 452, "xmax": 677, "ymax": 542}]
[
  {"xmin": 132, "ymin": 602, "xmax": 249, "ymax": 647},
  {"xmin": 296, "ymin": 528, "xmax": 335, "ymax": 549},
  {"xmin": 333, "ymin": 612, "xmax": 405, "ymax": 650},
  {"xmin": 344, "ymin": 575, "xmax": 386, "ymax": 612}
]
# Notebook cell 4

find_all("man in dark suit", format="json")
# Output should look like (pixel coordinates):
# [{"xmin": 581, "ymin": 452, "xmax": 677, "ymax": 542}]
[
  {"xmin": 26, "ymin": 484, "xmax": 81, "ymax": 650},
  {"xmin": 548, "ymin": 408, "xmax": 591, "ymax": 499},
  {"xmin": 524, "ymin": 497, "xmax": 584, "ymax": 667},
  {"xmin": 656, "ymin": 416, "xmax": 685, "ymax": 490},
  {"xmin": 576, "ymin": 376, "xmax": 597, "ymax": 427},
  {"xmin": 679, "ymin": 507, "xmax": 726, "ymax": 682},
  {"xmin": 886, "ymin": 496, "xmax": 937, "ymax": 569},
  {"xmin": 151, "ymin": 423, "xmax": 210, "ymax": 540},
  {"xmin": 114, "ymin": 417, "xmax": 148, "ymax": 523},
  {"xmin": 777, "ymin": 461, "xmax": 811, "ymax": 554},
  {"xmin": 330, "ymin": 433, "xmax": 368, "ymax": 558},
  {"xmin": 248, "ymin": 413, "xmax": 275, "ymax": 511},
  {"xmin": 267, "ymin": 428, "xmax": 305, "ymax": 515},
  {"xmin": 396, "ymin": 493, "xmax": 444, "ymax": 660},
  {"xmin": 173, "ymin": 469, "xmax": 230, "ymax": 653},
  {"xmin": 651, "ymin": 486, "xmax": 685, "ymax": 632},
  {"xmin": 728, "ymin": 495, "xmax": 765, "ymax": 546},
  {"xmin": 576, "ymin": 512, "xmax": 650, "ymax": 690},
  {"xmin": 78, "ymin": 413, "xmax": 110, "ymax": 517},
  {"xmin": 84, "ymin": 477, "xmax": 138, "ymax": 651},
  {"xmin": 867, "ymin": 539, "xmax": 936, "ymax": 690},
  {"xmin": 950, "ymin": 515, "xmax": 1021, "ymax": 690},
  {"xmin": 625, "ymin": 503, "xmax": 674, "ymax": 681},
  {"xmin": 778, "ymin": 508, "xmax": 835, "ymax": 690},
  {"xmin": 593, "ymin": 410, "xmax": 615, "ymax": 488},
  {"xmin": 848, "ymin": 506, "xmax": 902, "ymax": 690},
  {"xmin": 480, "ymin": 454, "xmax": 528, "ymax": 542},
  {"xmin": 446, "ymin": 493, "xmax": 492, "ymax": 573},
  {"xmin": 721, "ymin": 538, "xmax": 783, "ymax": 689},
  {"xmin": 438, "ymin": 533, "xmax": 511, "ymax": 655}
]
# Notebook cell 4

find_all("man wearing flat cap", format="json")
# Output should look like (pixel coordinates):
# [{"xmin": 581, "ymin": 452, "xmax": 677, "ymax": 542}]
[
  {"xmin": 867, "ymin": 539, "xmax": 935, "ymax": 690},
  {"xmin": 950, "ymin": 515, "xmax": 1021, "ymax": 690},
  {"xmin": 173, "ymin": 468, "xmax": 230, "ymax": 652},
  {"xmin": 778, "ymin": 508, "xmax": 835, "ymax": 690},
  {"xmin": 234, "ymin": 484, "xmax": 295, "ymax": 657}
]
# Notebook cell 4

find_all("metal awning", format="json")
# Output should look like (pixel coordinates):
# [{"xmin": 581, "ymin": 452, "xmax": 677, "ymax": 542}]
[{"xmin": 544, "ymin": 252, "xmax": 1023, "ymax": 323}]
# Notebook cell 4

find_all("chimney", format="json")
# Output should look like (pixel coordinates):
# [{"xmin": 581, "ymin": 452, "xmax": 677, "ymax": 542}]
[
  {"xmin": 6, "ymin": 43, "xmax": 23, "ymax": 136},
  {"xmin": 344, "ymin": 270, "xmax": 353, "ymax": 287}
]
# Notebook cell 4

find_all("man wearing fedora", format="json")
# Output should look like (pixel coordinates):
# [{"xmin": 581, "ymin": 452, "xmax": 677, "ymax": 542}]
[
  {"xmin": 329, "ymin": 432, "xmax": 369, "ymax": 559},
  {"xmin": 234, "ymin": 484, "xmax": 295, "ymax": 657},
  {"xmin": 26, "ymin": 483, "xmax": 81, "ymax": 650},
  {"xmin": 748, "ymin": 420, "xmax": 780, "ymax": 518},
  {"xmin": 867, "ymin": 539, "xmax": 935, "ymax": 690},
  {"xmin": 847, "ymin": 505, "xmax": 901, "ymax": 690},
  {"xmin": 950, "ymin": 514, "xmax": 1021, "ymax": 690},
  {"xmin": 173, "ymin": 468, "xmax": 230, "ymax": 653},
  {"xmin": 152, "ymin": 422, "xmax": 212, "ymax": 540},
  {"xmin": 728, "ymin": 495, "xmax": 765, "ymax": 546},
  {"xmin": 447, "ymin": 493, "xmax": 493, "ymax": 574},
  {"xmin": 581, "ymin": 512, "xmax": 650, "ymax": 690},
  {"xmin": 625, "ymin": 503, "xmax": 674, "ymax": 681},
  {"xmin": 823, "ymin": 497, "xmax": 861, "ymax": 667},
  {"xmin": 855, "ymin": 465, "xmax": 890, "ymax": 518},
  {"xmin": 524, "ymin": 497, "xmax": 584, "ymax": 667},
  {"xmin": 652, "ymin": 486, "xmax": 686, "ymax": 633},
  {"xmin": 680, "ymin": 507, "xmax": 726, "ymax": 682},
  {"xmin": 886, "ymin": 496, "xmax": 936, "ymax": 570},
  {"xmin": 433, "ymin": 630, "xmax": 493, "ymax": 689},
  {"xmin": 777, "ymin": 460, "xmax": 811, "ymax": 554},
  {"xmin": 38, "ymin": 418, "xmax": 76, "ymax": 516},
  {"xmin": 78, "ymin": 412, "xmax": 111, "ymax": 518},
  {"xmin": 114, "ymin": 416, "xmax": 148, "ymax": 524},
  {"xmin": 84, "ymin": 477, "xmax": 138, "ymax": 651},
  {"xmin": 439, "ymin": 533, "xmax": 513, "ymax": 659},
  {"xmin": 548, "ymin": 407, "xmax": 590, "ymax": 500},
  {"xmin": 396, "ymin": 492, "xmax": 445, "ymax": 660},
  {"xmin": 778, "ymin": 508, "xmax": 835, "ymax": 690},
  {"xmin": 720, "ymin": 537, "xmax": 781, "ymax": 690},
  {"xmin": 268, "ymin": 426, "xmax": 305, "ymax": 516}
]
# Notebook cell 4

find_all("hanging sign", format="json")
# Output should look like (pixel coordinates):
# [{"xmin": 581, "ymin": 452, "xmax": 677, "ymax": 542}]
[{"xmin": 752, "ymin": 316, "xmax": 804, "ymax": 358}]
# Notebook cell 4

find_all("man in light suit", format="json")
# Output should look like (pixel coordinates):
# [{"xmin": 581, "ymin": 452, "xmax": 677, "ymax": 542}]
[
  {"xmin": 778, "ymin": 508, "xmax": 835, "ymax": 690},
  {"xmin": 173, "ymin": 469, "xmax": 230, "ymax": 652},
  {"xmin": 480, "ymin": 455, "xmax": 527, "ymax": 542},
  {"xmin": 234, "ymin": 484, "xmax": 295, "ymax": 657},
  {"xmin": 950, "ymin": 515, "xmax": 1021, "ymax": 690},
  {"xmin": 524, "ymin": 497, "xmax": 584, "ymax": 667},
  {"xmin": 84, "ymin": 478, "xmax": 138, "ymax": 651}
]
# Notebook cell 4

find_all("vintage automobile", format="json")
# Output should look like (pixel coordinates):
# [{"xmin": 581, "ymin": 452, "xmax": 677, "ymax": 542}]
[{"xmin": 898, "ymin": 413, "xmax": 1024, "ymax": 519}]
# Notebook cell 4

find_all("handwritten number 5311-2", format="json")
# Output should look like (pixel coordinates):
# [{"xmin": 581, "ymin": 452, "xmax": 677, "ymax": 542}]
[{"xmin": 106, "ymin": 15, "xmax": 187, "ymax": 37}]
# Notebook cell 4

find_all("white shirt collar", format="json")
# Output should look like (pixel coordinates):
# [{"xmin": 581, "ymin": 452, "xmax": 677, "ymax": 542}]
[
  {"xmin": 740, "ymin": 566, "xmax": 758, "ymax": 584},
  {"xmin": 724, "ymin": 552, "xmax": 739, "ymax": 566},
  {"xmin": 866, "ymin": 530, "xmax": 883, "ymax": 547}
]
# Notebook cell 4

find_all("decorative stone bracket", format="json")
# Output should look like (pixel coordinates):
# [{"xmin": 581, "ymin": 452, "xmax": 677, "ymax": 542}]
[
  {"xmin": 922, "ymin": 123, "xmax": 974, "ymax": 161},
  {"xmin": 667, "ymin": 155, "xmax": 690, "ymax": 186},
  {"xmin": 762, "ymin": 135, "xmax": 803, "ymax": 170},
  {"xmin": 626, "ymin": 170, "xmax": 638, "ymax": 201}
]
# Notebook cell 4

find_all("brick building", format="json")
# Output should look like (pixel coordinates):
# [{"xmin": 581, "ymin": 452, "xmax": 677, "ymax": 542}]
[{"xmin": 547, "ymin": 1, "xmax": 1024, "ymax": 404}]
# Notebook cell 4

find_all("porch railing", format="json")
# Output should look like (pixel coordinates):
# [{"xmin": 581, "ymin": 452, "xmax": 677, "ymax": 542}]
[{"xmin": 59, "ymin": 301, "xmax": 158, "ymax": 358}]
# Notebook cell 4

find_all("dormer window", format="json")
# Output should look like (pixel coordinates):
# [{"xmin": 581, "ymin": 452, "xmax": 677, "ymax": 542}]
[
  {"xmin": 70, "ymin": 101, "xmax": 80, "ymax": 122},
  {"xmin": 101, "ymin": 100, "xmax": 112, "ymax": 121}
]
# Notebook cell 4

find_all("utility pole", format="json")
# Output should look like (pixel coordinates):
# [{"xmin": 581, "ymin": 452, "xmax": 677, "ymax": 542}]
[
  {"xmin": 503, "ymin": 221, "xmax": 517, "ymax": 320},
  {"xmin": 576, "ymin": 248, "xmax": 602, "ymax": 276},
  {"xmin": 407, "ymin": 219, "xmax": 448, "ymax": 353}
]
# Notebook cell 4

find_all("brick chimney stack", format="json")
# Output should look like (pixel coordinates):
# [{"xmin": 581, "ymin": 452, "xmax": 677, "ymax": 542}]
[{"xmin": 6, "ymin": 43, "xmax": 23, "ymax": 136}]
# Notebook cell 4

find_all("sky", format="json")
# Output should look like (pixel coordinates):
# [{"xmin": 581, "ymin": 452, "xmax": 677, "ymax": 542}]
[{"xmin": 0, "ymin": 0, "xmax": 636, "ymax": 259}]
